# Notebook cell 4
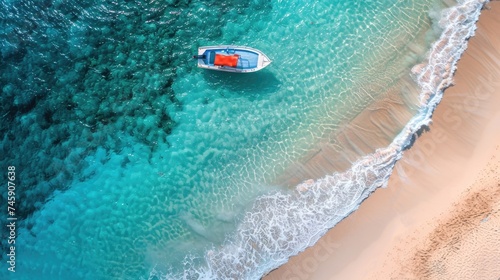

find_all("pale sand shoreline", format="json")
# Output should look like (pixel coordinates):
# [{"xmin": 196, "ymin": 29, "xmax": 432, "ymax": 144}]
[{"xmin": 265, "ymin": 2, "xmax": 500, "ymax": 279}]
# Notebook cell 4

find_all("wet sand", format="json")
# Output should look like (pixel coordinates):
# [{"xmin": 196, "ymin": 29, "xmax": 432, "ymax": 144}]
[{"xmin": 264, "ymin": 2, "xmax": 500, "ymax": 279}]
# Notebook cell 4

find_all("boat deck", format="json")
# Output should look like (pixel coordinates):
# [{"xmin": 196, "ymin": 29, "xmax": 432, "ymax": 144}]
[
  {"xmin": 196, "ymin": 45, "xmax": 271, "ymax": 73},
  {"xmin": 205, "ymin": 49, "xmax": 259, "ymax": 69}
]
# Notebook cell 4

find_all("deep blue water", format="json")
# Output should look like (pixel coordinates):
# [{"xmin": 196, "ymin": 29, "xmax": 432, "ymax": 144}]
[{"xmin": 0, "ymin": 0, "xmax": 486, "ymax": 279}]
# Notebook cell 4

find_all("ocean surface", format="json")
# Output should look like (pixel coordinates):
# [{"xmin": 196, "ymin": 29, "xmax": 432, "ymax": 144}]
[{"xmin": 0, "ymin": 0, "xmax": 487, "ymax": 279}]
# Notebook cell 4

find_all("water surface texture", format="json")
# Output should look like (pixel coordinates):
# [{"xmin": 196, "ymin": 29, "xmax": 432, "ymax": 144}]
[{"xmin": 0, "ymin": 0, "xmax": 486, "ymax": 279}]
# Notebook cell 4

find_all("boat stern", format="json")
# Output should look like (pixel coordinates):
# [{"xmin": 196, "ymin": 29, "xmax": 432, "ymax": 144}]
[{"xmin": 194, "ymin": 47, "xmax": 209, "ymax": 68}]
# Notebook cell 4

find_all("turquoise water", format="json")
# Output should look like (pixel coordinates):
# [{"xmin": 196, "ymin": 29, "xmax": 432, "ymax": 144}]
[{"xmin": 0, "ymin": 0, "xmax": 486, "ymax": 279}]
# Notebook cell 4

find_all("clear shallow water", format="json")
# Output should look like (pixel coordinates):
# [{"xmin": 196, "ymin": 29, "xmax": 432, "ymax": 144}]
[{"xmin": 0, "ymin": 0, "xmax": 486, "ymax": 279}]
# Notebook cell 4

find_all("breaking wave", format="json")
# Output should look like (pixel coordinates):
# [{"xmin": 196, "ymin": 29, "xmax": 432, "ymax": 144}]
[{"xmin": 157, "ymin": 0, "xmax": 488, "ymax": 279}]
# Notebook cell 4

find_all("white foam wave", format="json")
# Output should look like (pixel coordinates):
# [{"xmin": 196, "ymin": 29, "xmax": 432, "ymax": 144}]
[{"xmin": 162, "ymin": 0, "xmax": 488, "ymax": 279}]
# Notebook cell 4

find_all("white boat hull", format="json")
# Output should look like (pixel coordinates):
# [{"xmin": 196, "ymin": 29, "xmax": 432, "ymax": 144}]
[{"xmin": 195, "ymin": 45, "xmax": 272, "ymax": 73}]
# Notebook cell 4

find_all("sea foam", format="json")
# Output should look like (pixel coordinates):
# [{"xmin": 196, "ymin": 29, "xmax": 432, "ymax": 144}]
[{"xmin": 161, "ymin": 0, "xmax": 488, "ymax": 279}]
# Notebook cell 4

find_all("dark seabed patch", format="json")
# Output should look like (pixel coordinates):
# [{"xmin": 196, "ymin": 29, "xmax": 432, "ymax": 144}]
[{"xmin": 0, "ymin": 0, "xmax": 271, "ymax": 252}]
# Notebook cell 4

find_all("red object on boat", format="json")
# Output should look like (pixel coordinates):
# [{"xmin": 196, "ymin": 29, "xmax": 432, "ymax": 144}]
[{"xmin": 214, "ymin": 54, "xmax": 239, "ymax": 67}]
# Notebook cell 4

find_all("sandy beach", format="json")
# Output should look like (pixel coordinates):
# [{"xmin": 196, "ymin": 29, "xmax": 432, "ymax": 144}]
[{"xmin": 265, "ymin": 2, "xmax": 500, "ymax": 279}]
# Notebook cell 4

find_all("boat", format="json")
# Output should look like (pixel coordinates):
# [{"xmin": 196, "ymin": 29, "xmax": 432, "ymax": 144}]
[{"xmin": 193, "ymin": 45, "xmax": 272, "ymax": 73}]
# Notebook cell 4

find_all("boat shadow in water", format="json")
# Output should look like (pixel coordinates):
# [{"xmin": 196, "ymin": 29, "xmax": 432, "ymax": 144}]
[{"xmin": 202, "ymin": 70, "xmax": 281, "ymax": 99}]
